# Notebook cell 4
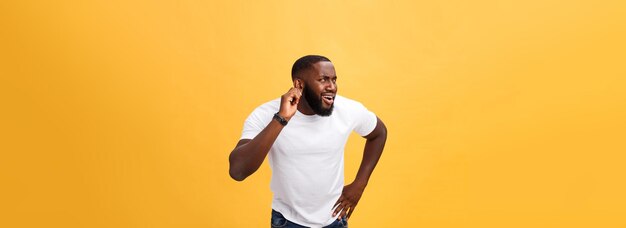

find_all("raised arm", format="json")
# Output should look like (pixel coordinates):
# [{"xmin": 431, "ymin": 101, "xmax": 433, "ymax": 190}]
[
  {"xmin": 228, "ymin": 86, "xmax": 302, "ymax": 181},
  {"xmin": 333, "ymin": 117, "xmax": 387, "ymax": 219}
]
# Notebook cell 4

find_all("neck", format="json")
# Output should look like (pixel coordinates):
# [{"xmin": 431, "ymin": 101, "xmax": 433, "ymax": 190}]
[{"xmin": 297, "ymin": 98, "xmax": 315, "ymax": 115}]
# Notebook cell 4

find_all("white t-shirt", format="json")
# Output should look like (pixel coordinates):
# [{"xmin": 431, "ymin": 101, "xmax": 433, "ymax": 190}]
[{"xmin": 240, "ymin": 95, "xmax": 377, "ymax": 227}]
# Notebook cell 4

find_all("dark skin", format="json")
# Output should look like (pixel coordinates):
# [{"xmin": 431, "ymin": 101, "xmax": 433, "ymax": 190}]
[{"xmin": 228, "ymin": 61, "xmax": 387, "ymax": 221}]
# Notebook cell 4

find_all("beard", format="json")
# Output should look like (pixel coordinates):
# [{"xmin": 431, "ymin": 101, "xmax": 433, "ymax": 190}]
[{"xmin": 303, "ymin": 85, "xmax": 334, "ymax": 116}]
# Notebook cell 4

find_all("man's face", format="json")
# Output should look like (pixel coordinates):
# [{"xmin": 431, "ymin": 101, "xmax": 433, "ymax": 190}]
[{"xmin": 301, "ymin": 61, "xmax": 338, "ymax": 116}]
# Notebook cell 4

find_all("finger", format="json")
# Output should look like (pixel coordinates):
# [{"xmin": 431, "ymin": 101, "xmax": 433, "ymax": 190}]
[
  {"xmin": 332, "ymin": 203, "xmax": 342, "ymax": 216},
  {"xmin": 287, "ymin": 88, "xmax": 299, "ymax": 104},
  {"xmin": 338, "ymin": 205, "xmax": 349, "ymax": 219},
  {"xmin": 336, "ymin": 201, "xmax": 352, "ymax": 218},
  {"xmin": 333, "ymin": 196, "xmax": 344, "ymax": 207},
  {"xmin": 292, "ymin": 91, "xmax": 300, "ymax": 105},
  {"xmin": 289, "ymin": 87, "xmax": 301, "ymax": 103},
  {"xmin": 284, "ymin": 87, "xmax": 294, "ymax": 102},
  {"xmin": 347, "ymin": 205, "xmax": 356, "ymax": 219}
]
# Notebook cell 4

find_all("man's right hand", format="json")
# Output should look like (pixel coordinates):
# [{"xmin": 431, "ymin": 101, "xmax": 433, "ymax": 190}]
[
  {"xmin": 230, "ymin": 86, "xmax": 301, "ymax": 181},
  {"xmin": 278, "ymin": 87, "xmax": 302, "ymax": 121}
]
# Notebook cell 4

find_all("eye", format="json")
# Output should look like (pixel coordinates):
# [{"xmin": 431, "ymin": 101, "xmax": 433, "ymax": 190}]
[{"xmin": 320, "ymin": 78, "xmax": 326, "ymax": 82}]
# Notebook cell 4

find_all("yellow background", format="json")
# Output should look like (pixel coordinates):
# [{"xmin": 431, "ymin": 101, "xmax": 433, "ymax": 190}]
[{"xmin": 1, "ymin": 0, "xmax": 625, "ymax": 227}]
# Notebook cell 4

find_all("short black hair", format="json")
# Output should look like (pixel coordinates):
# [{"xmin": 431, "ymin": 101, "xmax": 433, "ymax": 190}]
[{"xmin": 291, "ymin": 55, "xmax": 331, "ymax": 79}]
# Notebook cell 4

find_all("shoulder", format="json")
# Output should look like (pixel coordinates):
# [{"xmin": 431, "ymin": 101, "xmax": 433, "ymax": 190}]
[{"xmin": 335, "ymin": 95, "xmax": 368, "ymax": 110}]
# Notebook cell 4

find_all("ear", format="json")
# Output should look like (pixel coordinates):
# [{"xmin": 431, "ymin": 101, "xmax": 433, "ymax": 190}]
[{"xmin": 293, "ymin": 79, "xmax": 304, "ymax": 89}]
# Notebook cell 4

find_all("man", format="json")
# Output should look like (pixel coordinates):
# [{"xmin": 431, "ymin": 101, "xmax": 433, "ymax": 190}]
[{"xmin": 229, "ymin": 55, "xmax": 387, "ymax": 228}]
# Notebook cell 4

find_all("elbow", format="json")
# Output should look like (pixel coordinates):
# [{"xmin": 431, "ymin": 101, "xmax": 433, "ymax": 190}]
[
  {"xmin": 228, "ymin": 159, "xmax": 248, "ymax": 181},
  {"xmin": 228, "ymin": 160, "xmax": 248, "ymax": 181},
  {"xmin": 229, "ymin": 169, "xmax": 247, "ymax": 182},
  {"xmin": 228, "ymin": 155, "xmax": 246, "ymax": 181}
]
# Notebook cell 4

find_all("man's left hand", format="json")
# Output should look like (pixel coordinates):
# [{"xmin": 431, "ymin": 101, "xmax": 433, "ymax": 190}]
[{"xmin": 332, "ymin": 181, "xmax": 366, "ymax": 220}]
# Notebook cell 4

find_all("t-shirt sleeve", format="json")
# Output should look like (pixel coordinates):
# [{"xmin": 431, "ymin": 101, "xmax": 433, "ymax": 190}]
[
  {"xmin": 353, "ymin": 102, "xmax": 378, "ymax": 137},
  {"xmin": 240, "ymin": 107, "xmax": 269, "ymax": 140}
]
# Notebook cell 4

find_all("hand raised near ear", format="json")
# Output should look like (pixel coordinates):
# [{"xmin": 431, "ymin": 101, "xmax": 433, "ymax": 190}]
[{"xmin": 278, "ymin": 86, "xmax": 302, "ymax": 121}]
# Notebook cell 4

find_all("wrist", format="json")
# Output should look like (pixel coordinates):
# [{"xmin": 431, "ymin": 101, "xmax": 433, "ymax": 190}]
[
  {"xmin": 278, "ymin": 110, "xmax": 293, "ymax": 121},
  {"xmin": 273, "ymin": 112, "xmax": 289, "ymax": 126},
  {"xmin": 352, "ymin": 178, "xmax": 368, "ymax": 189}
]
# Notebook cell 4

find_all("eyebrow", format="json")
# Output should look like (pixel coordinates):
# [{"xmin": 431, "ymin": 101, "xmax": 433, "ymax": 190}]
[{"xmin": 320, "ymin": 75, "xmax": 338, "ymax": 78}]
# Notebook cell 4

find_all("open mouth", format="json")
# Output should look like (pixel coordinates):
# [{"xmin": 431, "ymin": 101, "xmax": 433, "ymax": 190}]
[{"xmin": 322, "ymin": 94, "xmax": 335, "ymax": 105}]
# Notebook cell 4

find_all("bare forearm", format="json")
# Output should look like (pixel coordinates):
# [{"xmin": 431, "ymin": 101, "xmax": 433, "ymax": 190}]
[
  {"xmin": 353, "ymin": 118, "xmax": 387, "ymax": 186},
  {"xmin": 229, "ymin": 86, "xmax": 303, "ymax": 181},
  {"xmin": 229, "ymin": 120, "xmax": 284, "ymax": 181},
  {"xmin": 354, "ymin": 134, "xmax": 386, "ymax": 185},
  {"xmin": 333, "ymin": 118, "xmax": 387, "ymax": 220}
]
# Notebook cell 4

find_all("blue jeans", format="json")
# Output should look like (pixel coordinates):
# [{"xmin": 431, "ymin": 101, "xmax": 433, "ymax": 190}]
[{"xmin": 271, "ymin": 209, "xmax": 348, "ymax": 228}]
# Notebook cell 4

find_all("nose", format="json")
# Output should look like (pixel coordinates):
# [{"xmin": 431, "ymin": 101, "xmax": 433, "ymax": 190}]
[{"xmin": 326, "ymin": 81, "xmax": 337, "ymax": 92}]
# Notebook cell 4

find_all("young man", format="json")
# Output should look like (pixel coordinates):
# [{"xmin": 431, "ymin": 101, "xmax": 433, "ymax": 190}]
[{"xmin": 229, "ymin": 55, "xmax": 387, "ymax": 228}]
